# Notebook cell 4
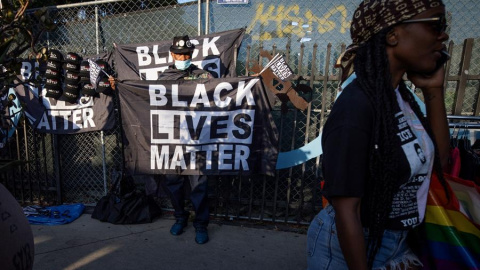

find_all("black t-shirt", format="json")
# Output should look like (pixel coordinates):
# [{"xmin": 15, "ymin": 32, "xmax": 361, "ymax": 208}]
[{"xmin": 321, "ymin": 78, "xmax": 433, "ymax": 230}]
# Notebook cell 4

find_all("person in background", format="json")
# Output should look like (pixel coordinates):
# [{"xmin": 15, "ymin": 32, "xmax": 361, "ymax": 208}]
[
  {"xmin": 307, "ymin": 0, "xmax": 450, "ymax": 269},
  {"xmin": 157, "ymin": 35, "xmax": 212, "ymax": 245}
]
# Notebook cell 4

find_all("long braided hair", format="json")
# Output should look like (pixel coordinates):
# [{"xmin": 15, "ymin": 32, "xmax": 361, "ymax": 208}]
[{"xmin": 353, "ymin": 27, "xmax": 449, "ymax": 267}]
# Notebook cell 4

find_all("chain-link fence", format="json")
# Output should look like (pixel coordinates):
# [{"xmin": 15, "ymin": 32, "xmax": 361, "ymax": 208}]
[{"xmin": 2, "ymin": 0, "xmax": 480, "ymax": 225}]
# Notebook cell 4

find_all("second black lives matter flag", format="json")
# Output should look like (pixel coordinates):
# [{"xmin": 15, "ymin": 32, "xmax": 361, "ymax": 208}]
[{"xmin": 114, "ymin": 28, "xmax": 245, "ymax": 80}]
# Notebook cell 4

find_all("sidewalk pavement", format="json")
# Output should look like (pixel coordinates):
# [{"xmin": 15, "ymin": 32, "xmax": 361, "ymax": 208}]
[{"xmin": 32, "ymin": 212, "xmax": 308, "ymax": 270}]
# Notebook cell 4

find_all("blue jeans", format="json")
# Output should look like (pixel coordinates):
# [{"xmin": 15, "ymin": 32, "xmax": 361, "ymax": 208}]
[
  {"xmin": 160, "ymin": 174, "xmax": 209, "ymax": 228},
  {"xmin": 306, "ymin": 204, "xmax": 421, "ymax": 270}
]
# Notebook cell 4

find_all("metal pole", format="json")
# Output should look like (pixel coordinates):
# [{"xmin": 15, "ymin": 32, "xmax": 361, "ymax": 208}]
[
  {"xmin": 28, "ymin": 0, "xmax": 124, "ymax": 11},
  {"xmin": 198, "ymin": 0, "xmax": 201, "ymax": 35},
  {"xmin": 15, "ymin": 125, "xmax": 24, "ymax": 203},
  {"xmin": 53, "ymin": 134, "xmax": 62, "ymax": 204},
  {"xmin": 101, "ymin": 131, "xmax": 107, "ymax": 195},
  {"xmin": 98, "ymin": 0, "xmax": 108, "ymax": 193},
  {"xmin": 205, "ymin": 0, "xmax": 210, "ymax": 35},
  {"xmin": 23, "ymin": 118, "xmax": 30, "ymax": 172},
  {"xmin": 95, "ymin": 1, "xmax": 100, "ymax": 55}
]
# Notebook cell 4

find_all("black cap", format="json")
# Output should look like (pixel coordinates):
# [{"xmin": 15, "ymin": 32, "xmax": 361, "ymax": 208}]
[
  {"xmin": 64, "ymin": 62, "xmax": 80, "ymax": 72},
  {"xmin": 65, "ymin": 52, "xmax": 82, "ymax": 64},
  {"xmin": 95, "ymin": 59, "xmax": 111, "ymax": 74},
  {"xmin": 81, "ymin": 83, "xmax": 97, "ymax": 97},
  {"xmin": 48, "ymin": 49, "xmax": 64, "ymax": 62},
  {"xmin": 45, "ymin": 77, "xmax": 61, "ymax": 88},
  {"xmin": 45, "ymin": 68, "xmax": 61, "ymax": 79},
  {"xmin": 97, "ymin": 77, "xmax": 113, "ymax": 95},
  {"xmin": 65, "ymin": 71, "xmax": 80, "ymax": 84},
  {"xmin": 46, "ymin": 60, "xmax": 63, "ymax": 71},
  {"xmin": 170, "ymin": 35, "xmax": 195, "ymax": 54},
  {"xmin": 45, "ymin": 86, "xmax": 63, "ymax": 99},
  {"xmin": 79, "ymin": 60, "xmax": 90, "ymax": 76}
]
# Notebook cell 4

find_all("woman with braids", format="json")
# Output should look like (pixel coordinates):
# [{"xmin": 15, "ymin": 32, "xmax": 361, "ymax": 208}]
[{"xmin": 307, "ymin": 0, "xmax": 451, "ymax": 269}]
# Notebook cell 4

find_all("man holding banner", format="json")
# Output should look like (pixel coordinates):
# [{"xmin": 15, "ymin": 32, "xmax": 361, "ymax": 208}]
[
  {"xmin": 158, "ymin": 35, "xmax": 213, "ymax": 245},
  {"xmin": 117, "ymin": 31, "xmax": 278, "ymax": 246}
]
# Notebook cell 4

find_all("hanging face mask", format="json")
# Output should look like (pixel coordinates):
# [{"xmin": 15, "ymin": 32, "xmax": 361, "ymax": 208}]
[{"xmin": 174, "ymin": 59, "xmax": 191, "ymax": 70}]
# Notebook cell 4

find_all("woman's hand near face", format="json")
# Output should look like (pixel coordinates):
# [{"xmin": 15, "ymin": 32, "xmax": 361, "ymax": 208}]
[{"xmin": 407, "ymin": 64, "xmax": 445, "ymax": 95}]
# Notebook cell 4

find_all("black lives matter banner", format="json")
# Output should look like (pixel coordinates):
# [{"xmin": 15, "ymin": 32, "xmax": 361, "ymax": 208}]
[
  {"xmin": 117, "ymin": 77, "xmax": 279, "ymax": 176},
  {"xmin": 114, "ymin": 28, "xmax": 245, "ymax": 81},
  {"xmin": 14, "ymin": 61, "xmax": 115, "ymax": 134}
]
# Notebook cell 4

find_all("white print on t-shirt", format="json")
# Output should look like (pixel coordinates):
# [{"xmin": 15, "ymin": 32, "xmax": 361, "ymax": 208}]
[
  {"xmin": 397, "ymin": 129, "xmax": 414, "ymax": 142},
  {"xmin": 388, "ymin": 89, "xmax": 434, "ymax": 229}
]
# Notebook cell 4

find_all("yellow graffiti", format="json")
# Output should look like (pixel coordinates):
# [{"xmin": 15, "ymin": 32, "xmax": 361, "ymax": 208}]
[{"xmin": 247, "ymin": 4, "xmax": 350, "ymax": 41}]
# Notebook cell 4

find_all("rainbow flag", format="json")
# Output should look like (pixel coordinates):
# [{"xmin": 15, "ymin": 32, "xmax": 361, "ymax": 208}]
[{"xmin": 420, "ymin": 173, "xmax": 480, "ymax": 270}]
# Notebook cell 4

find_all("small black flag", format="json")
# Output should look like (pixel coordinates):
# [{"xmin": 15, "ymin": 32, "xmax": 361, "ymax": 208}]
[
  {"xmin": 88, "ymin": 59, "xmax": 104, "ymax": 89},
  {"xmin": 268, "ymin": 54, "xmax": 294, "ymax": 82}
]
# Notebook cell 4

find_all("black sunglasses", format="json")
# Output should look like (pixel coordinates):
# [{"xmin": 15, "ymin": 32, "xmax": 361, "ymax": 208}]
[{"xmin": 401, "ymin": 16, "xmax": 448, "ymax": 34}]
